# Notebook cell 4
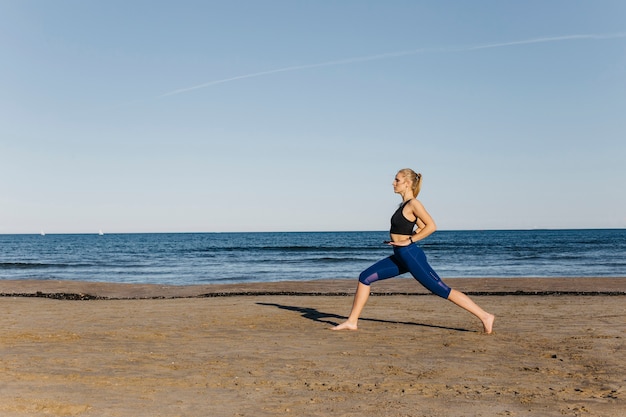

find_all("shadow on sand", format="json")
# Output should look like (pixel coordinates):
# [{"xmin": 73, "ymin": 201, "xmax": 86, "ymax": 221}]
[{"xmin": 256, "ymin": 302, "xmax": 473, "ymax": 333}]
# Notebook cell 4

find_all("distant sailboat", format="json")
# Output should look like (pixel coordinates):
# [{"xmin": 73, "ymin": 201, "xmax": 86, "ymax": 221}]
[
  {"xmin": 99, "ymin": 229, "xmax": 104, "ymax": 236},
  {"xmin": 40, "ymin": 230, "xmax": 45, "ymax": 236}
]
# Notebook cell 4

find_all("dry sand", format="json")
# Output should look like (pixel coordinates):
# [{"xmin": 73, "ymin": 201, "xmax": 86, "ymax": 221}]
[{"xmin": 1, "ymin": 278, "xmax": 624, "ymax": 417}]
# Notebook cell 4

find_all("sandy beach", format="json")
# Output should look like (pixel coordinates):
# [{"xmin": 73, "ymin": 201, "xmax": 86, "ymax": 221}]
[{"xmin": 1, "ymin": 278, "xmax": 624, "ymax": 417}]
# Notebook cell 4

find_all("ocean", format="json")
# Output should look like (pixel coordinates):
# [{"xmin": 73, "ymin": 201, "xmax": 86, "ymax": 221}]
[{"xmin": 0, "ymin": 229, "xmax": 624, "ymax": 285}]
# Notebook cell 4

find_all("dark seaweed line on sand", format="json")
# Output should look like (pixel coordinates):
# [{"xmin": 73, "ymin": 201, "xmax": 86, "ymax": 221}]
[{"xmin": 0, "ymin": 290, "xmax": 625, "ymax": 300}]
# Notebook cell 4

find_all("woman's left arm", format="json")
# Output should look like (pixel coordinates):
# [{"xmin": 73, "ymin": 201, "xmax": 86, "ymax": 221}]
[{"xmin": 411, "ymin": 199, "xmax": 436, "ymax": 241}]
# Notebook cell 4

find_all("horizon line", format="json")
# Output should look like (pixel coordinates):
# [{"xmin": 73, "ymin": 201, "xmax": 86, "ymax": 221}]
[{"xmin": 3, "ymin": 227, "xmax": 624, "ymax": 236}]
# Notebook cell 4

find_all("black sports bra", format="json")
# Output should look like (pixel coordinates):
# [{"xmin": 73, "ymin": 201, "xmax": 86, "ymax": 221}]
[{"xmin": 390, "ymin": 200, "xmax": 416, "ymax": 235}]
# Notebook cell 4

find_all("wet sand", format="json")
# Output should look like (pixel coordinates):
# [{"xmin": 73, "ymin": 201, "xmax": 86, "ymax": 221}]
[{"xmin": 1, "ymin": 278, "xmax": 624, "ymax": 416}]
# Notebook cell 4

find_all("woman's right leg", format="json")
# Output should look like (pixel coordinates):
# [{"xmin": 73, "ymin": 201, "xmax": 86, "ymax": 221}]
[
  {"xmin": 331, "ymin": 282, "xmax": 371, "ymax": 330},
  {"xmin": 331, "ymin": 256, "xmax": 403, "ymax": 331}
]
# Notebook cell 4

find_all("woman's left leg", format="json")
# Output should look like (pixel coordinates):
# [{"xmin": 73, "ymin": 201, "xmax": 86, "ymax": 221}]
[
  {"xmin": 447, "ymin": 289, "xmax": 495, "ymax": 334},
  {"xmin": 399, "ymin": 245, "xmax": 495, "ymax": 334}
]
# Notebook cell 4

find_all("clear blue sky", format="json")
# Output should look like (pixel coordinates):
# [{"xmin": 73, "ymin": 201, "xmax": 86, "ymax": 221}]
[{"xmin": 1, "ymin": 1, "xmax": 625, "ymax": 234}]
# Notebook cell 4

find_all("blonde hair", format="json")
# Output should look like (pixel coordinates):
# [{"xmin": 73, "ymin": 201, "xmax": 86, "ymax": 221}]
[{"xmin": 398, "ymin": 168, "xmax": 422, "ymax": 196}]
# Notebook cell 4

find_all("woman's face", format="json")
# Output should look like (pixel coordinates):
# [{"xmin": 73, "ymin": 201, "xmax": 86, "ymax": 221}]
[{"xmin": 392, "ymin": 173, "xmax": 408, "ymax": 194}]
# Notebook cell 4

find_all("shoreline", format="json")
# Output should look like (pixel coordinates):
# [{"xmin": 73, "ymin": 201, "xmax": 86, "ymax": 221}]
[{"xmin": 1, "ymin": 277, "xmax": 625, "ymax": 299}]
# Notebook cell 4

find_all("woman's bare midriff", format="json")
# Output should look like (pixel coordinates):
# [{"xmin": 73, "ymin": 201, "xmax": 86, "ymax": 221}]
[{"xmin": 389, "ymin": 233, "xmax": 412, "ymax": 243}]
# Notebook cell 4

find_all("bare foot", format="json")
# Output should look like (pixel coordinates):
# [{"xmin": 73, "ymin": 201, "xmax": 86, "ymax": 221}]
[
  {"xmin": 331, "ymin": 321, "xmax": 358, "ymax": 331},
  {"xmin": 482, "ymin": 313, "xmax": 495, "ymax": 334}
]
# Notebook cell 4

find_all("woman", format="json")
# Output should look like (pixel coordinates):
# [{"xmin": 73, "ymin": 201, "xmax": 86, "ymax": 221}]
[{"xmin": 332, "ymin": 168, "xmax": 495, "ymax": 334}]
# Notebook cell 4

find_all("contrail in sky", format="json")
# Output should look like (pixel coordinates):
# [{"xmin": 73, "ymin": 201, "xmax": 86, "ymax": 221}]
[{"xmin": 159, "ymin": 32, "xmax": 626, "ymax": 98}]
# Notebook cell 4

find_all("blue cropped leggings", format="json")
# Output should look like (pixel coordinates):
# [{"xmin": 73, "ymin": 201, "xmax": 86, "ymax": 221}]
[{"xmin": 359, "ymin": 244, "xmax": 452, "ymax": 299}]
